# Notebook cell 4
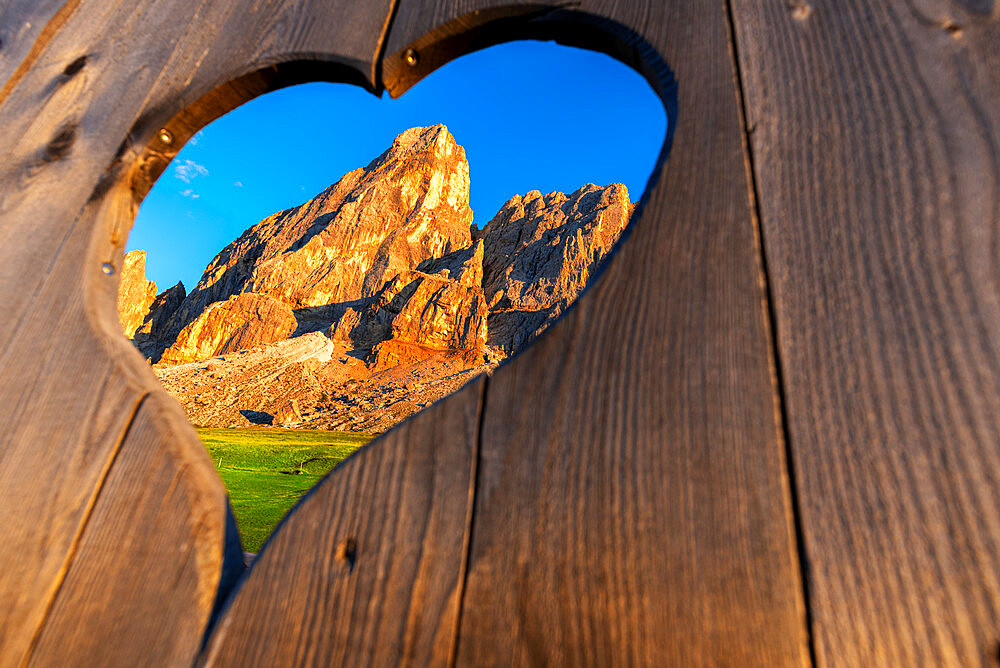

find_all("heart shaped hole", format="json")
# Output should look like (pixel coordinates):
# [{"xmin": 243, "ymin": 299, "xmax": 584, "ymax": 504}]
[{"xmin": 119, "ymin": 41, "xmax": 665, "ymax": 554}]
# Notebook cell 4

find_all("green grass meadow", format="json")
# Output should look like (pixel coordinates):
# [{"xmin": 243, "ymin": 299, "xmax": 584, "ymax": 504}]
[{"xmin": 196, "ymin": 427, "xmax": 375, "ymax": 552}]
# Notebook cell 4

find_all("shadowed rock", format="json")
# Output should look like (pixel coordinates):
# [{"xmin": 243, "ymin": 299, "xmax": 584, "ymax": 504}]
[
  {"xmin": 133, "ymin": 281, "xmax": 186, "ymax": 358},
  {"xmin": 331, "ymin": 239, "xmax": 488, "ymax": 359}
]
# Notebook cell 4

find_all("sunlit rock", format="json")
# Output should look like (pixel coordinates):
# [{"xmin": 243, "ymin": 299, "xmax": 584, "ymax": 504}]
[
  {"xmin": 159, "ymin": 293, "xmax": 297, "ymax": 364},
  {"xmin": 481, "ymin": 183, "xmax": 633, "ymax": 353},
  {"xmin": 117, "ymin": 250, "xmax": 157, "ymax": 338}
]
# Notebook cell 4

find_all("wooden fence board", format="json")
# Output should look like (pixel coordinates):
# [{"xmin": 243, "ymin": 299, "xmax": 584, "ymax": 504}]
[
  {"xmin": 0, "ymin": 0, "xmax": 392, "ymax": 663},
  {"xmin": 7, "ymin": 0, "xmax": 996, "ymax": 664},
  {"xmin": 730, "ymin": 0, "xmax": 1000, "ymax": 664},
  {"xmin": 27, "ymin": 395, "xmax": 232, "ymax": 667},
  {"xmin": 378, "ymin": 1, "xmax": 812, "ymax": 665},
  {"xmin": 202, "ymin": 378, "xmax": 485, "ymax": 667},
  {"xmin": 0, "ymin": 331, "xmax": 141, "ymax": 664},
  {"xmin": 0, "ymin": 0, "xmax": 74, "ymax": 103}
]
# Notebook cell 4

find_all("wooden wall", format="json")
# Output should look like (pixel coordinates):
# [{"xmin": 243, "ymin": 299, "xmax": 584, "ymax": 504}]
[{"xmin": 0, "ymin": 0, "xmax": 996, "ymax": 665}]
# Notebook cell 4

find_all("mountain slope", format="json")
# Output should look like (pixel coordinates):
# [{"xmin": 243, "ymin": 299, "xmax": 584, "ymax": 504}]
[{"xmin": 120, "ymin": 125, "xmax": 633, "ymax": 430}]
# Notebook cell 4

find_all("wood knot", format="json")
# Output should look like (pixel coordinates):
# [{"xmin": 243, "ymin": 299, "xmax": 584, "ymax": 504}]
[
  {"xmin": 44, "ymin": 122, "xmax": 77, "ymax": 162},
  {"xmin": 942, "ymin": 20, "xmax": 963, "ymax": 38},
  {"xmin": 62, "ymin": 55, "xmax": 88, "ymax": 78},
  {"xmin": 335, "ymin": 537, "xmax": 357, "ymax": 572}
]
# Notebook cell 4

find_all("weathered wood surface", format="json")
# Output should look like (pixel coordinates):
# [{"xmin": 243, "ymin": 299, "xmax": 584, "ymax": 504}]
[
  {"xmin": 202, "ymin": 378, "xmax": 485, "ymax": 666},
  {"xmin": 1, "ymin": 0, "xmax": 999, "ymax": 665},
  {"xmin": 0, "ymin": 1, "xmax": 74, "ymax": 107},
  {"xmin": 0, "ymin": 0, "xmax": 392, "ymax": 665},
  {"xmin": 387, "ymin": 1, "xmax": 811, "ymax": 665},
  {"xmin": 204, "ymin": 1, "xmax": 810, "ymax": 666},
  {"xmin": 28, "ymin": 396, "xmax": 232, "ymax": 666},
  {"xmin": 730, "ymin": 1, "xmax": 1000, "ymax": 665}
]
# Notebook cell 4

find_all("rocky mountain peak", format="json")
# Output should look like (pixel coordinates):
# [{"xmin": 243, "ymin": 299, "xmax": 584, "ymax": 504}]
[
  {"xmin": 149, "ymin": 124, "xmax": 474, "ymax": 359},
  {"xmin": 384, "ymin": 124, "xmax": 458, "ymax": 160},
  {"xmin": 118, "ymin": 126, "xmax": 636, "ymax": 430},
  {"xmin": 117, "ymin": 250, "xmax": 157, "ymax": 337},
  {"xmin": 481, "ymin": 182, "xmax": 633, "ymax": 353}
]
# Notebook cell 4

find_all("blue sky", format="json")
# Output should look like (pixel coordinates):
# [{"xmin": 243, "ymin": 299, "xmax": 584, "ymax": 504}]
[{"xmin": 128, "ymin": 41, "xmax": 666, "ymax": 291}]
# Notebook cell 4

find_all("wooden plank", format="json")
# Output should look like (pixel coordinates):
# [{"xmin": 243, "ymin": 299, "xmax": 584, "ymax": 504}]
[
  {"xmin": 201, "ymin": 377, "xmax": 485, "ymax": 667},
  {"xmin": 382, "ymin": 5, "xmax": 674, "ymax": 100},
  {"xmin": 0, "ymin": 0, "xmax": 74, "ymax": 102},
  {"xmin": 729, "ymin": 0, "xmax": 1000, "ymax": 664},
  {"xmin": 0, "ymin": 329, "xmax": 141, "ymax": 664},
  {"xmin": 0, "ymin": 0, "xmax": 393, "ymax": 663},
  {"xmin": 27, "ymin": 395, "xmax": 235, "ymax": 667},
  {"xmin": 0, "ymin": 174, "xmax": 171, "ymax": 664},
  {"xmin": 378, "ymin": 1, "xmax": 812, "ymax": 665}
]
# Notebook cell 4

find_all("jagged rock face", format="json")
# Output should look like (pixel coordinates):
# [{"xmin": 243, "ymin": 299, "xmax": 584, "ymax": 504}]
[
  {"xmin": 165, "ymin": 124, "xmax": 473, "ymax": 344},
  {"xmin": 160, "ymin": 293, "xmax": 297, "ymax": 364},
  {"xmin": 117, "ymin": 250, "xmax": 157, "ymax": 337},
  {"xmin": 367, "ymin": 340, "xmax": 438, "ymax": 372},
  {"xmin": 338, "ymin": 239, "xmax": 488, "ymax": 351},
  {"xmin": 136, "ymin": 282, "xmax": 186, "ymax": 338},
  {"xmin": 480, "ymin": 183, "xmax": 632, "ymax": 352},
  {"xmin": 133, "ymin": 281, "xmax": 187, "ymax": 359},
  {"xmin": 116, "ymin": 122, "xmax": 637, "ymax": 432},
  {"xmin": 371, "ymin": 268, "xmax": 487, "ymax": 350}
]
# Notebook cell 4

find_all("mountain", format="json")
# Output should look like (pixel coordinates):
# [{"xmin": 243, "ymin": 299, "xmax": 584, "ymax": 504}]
[
  {"xmin": 120, "ymin": 125, "xmax": 633, "ymax": 431},
  {"xmin": 117, "ymin": 249, "xmax": 186, "ymax": 342},
  {"xmin": 481, "ymin": 183, "xmax": 633, "ymax": 353},
  {"xmin": 150, "ymin": 124, "xmax": 473, "ymax": 360},
  {"xmin": 117, "ymin": 250, "xmax": 157, "ymax": 338}
]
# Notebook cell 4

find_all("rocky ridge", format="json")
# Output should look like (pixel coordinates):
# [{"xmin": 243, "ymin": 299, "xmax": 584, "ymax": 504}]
[
  {"xmin": 155, "ymin": 124, "xmax": 473, "ymax": 358},
  {"xmin": 481, "ymin": 183, "xmax": 633, "ymax": 353},
  {"xmin": 117, "ymin": 250, "xmax": 187, "ymax": 342},
  {"xmin": 160, "ymin": 293, "xmax": 298, "ymax": 365},
  {"xmin": 121, "ymin": 125, "xmax": 633, "ymax": 431}
]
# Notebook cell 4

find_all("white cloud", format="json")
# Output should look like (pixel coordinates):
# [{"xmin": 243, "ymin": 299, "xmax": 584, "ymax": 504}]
[
  {"xmin": 180, "ymin": 188, "xmax": 200, "ymax": 199},
  {"xmin": 234, "ymin": 180, "xmax": 243, "ymax": 187},
  {"xmin": 174, "ymin": 159, "xmax": 209, "ymax": 184},
  {"xmin": 188, "ymin": 130, "xmax": 204, "ymax": 146}
]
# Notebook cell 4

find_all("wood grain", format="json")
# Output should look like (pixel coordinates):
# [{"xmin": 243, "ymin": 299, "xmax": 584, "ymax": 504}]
[
  {"xmin": 0, "ymin": 0, "xmax": 392, "ymax": 663},
  {"xmin": 8, "ymin": 0, "xmax": 997, "ymax": 664},
  {"xmin": 379, "ymin": 1, "xmax": 811, "ymax": 665},
  {"xmin": 0, "ymin": 0, "xmax": 75, "ymax": 106},
  {"xmin": 27, "ymin": 395, "xmax": 233, "ymax": 666},
  {"xmin": 730, "ymin": 0, "xmax": 1000, "ymax": 665},
  {"xmin": 201, "ymin": 377, "xmax": 484, "ymax": 667}
]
